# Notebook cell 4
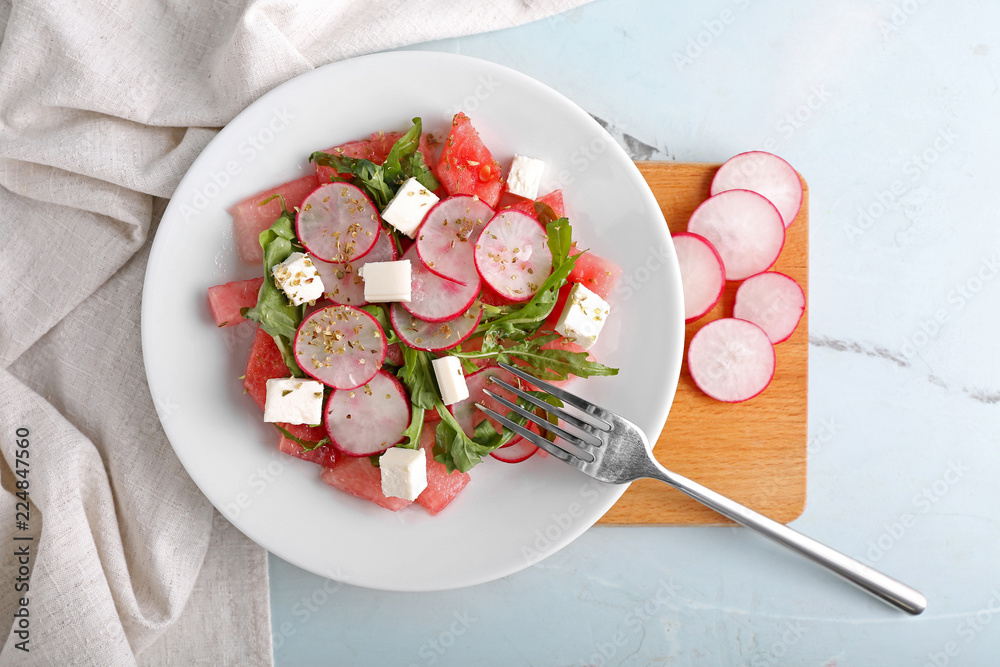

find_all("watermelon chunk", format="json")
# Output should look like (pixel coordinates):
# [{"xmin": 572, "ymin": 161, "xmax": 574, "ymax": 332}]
[
  {"xmin": 415, "ymin": 430, "xmax": 470, "ymax": 515},
  {"xmin": 278, "ymin": 434, "xmax": 337, "ymax": 469},
  {"xmin": 207, "ymin": 277, "xmax": 264, "ymax": 327},
  {"xmin": 502, "ymin": 189, "xmax": 565, "ymax": 221},
  {"xmin": 543, "ymin": 283, "xmax": 573, "ymax": 330},
  {"xmin": 230, "ymin": 174, "xmax": 319, "ymax": 265},
  {"xmin": 567, "ymin": 246, "xmax": 621, "ymax": 299},
  {"xmin": 437, "ymin": 113, "xmax": 503, "ymax": 207},
  {"xmin": 243, "ymin": 328, "xmax": 289, "ymax": 411},
  {"xmin": 478, "ymin": 283, "xmax": 520, "ymax": 308},
  {"xmin": 321, "ymin": 457, "xmax": 412, "ymax": 512},
  {"xmin": 243, "ymin": 328, "xmax": 329, "ymax": 443},
  {"xmin": 315, "ymin": 132, "xmax": 438, "ymax": 185}
]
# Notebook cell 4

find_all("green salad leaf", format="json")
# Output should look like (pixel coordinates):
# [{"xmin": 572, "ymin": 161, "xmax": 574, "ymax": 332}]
[
  {"xmin": 309, "ymin": 118, "xmax": 440, "ymax": 209},
  {"xmin": 446, "ymin": 333, "xmax": 617, "ymax": 382},
  {"xmin": 241, "ymin": 204, "xmax": 306, "ymax": 377},
  {"xmin": 398, "ymin": 406, "xmax": 424, "ymax": 450},
  {"xmin": 397, "ymin": 344, "xmax": 438, "ymax": 411},
  {"xmin": 432, "ymin": 390, "xmax": 564, "ymax": 473}
]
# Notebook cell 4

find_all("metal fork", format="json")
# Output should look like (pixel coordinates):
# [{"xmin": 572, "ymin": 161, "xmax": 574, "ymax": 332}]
[{"xmin": 477, "ymin": 362, "xmax": 927, "ymax": 615}]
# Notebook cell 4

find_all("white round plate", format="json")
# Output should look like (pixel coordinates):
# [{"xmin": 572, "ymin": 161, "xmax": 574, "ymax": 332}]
[{"xmin": 142, "ymin": 51, "xmax": 684, "ymax": 591}]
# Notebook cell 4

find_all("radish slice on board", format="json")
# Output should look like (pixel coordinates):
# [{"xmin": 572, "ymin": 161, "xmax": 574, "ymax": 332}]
[
  {"xmin": 672, "ymin": 232, "xmax": 725, "ymax": 323},
  {"xmin": 733, "ymin": 272, "xmax": 805, "ymax": 344},
  {"xmin": 449, "ymin": 366, "xmax": 528, "ymax": 445},
  {"xmin": 296, "ymin": 183, "xmax": 380, "ymax": 263},
  {"xmin": 473, "ymin": 210, "xmax": 552, "ymax": 302},
  {"xmin": 293, "ymin": 304, "xmax": 387, "ymax": 390},
  {"xmin": 687, "ymin": 318, "xmax": 775, "ymax": 403},
  {"xmin": 710, "ymin": 151, "xmax": 803, "ymax": 228},
  {"xmin": 416, "ymin": 195, "xmax": 495, "ymax": 285},
  {"xmin": 686, "ymin": 190, "xmax": 785, "ymax": 281},
  {"xmin": 312, "ymin": 229, "xmax": 397, "ymax": 306},
  {"xmin": 401, "ymin": 246, "xmax": 480, "ymax": 322},
  {"xmin": 389, "ymin": 301, "xmax": 482, "ymax": 352},
  {"xmin": 490, "ymin": 437, "xmax": 538, "ymax": 463},
  {"xmin": 324, "ymin": 370, "xmax": 411, "ymax": 457}
]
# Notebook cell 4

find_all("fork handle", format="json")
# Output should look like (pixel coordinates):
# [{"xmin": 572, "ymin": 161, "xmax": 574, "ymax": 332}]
[{"xmin": 646, "ymin": 462, "xmax": 927, "ymax": 615}]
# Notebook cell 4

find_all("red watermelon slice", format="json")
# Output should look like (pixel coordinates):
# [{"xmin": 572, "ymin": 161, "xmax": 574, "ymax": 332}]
[
  {"xmin": 567, "ymin": 246, "xmax": 621, "ymax": 299},
  {"xmin": 243, "ymin": 328, "xmax": 289, "ymax": 411},
  {"xmin": 278, "ymin": 434, "xmax": 338, "ymax": 469},
  {"xmin": 415, "ymin": 429, "xmax": 470, "ymax": 515},
  {"xmin": 243, "ymin": 328, "xmax": 329, "ymax": 447},
  {"xmin": 320, "ymin": 457, "xmax": 412, "ymax": 512},
  {"xmin": 230, "ymin": 174, "xmax": 319, "ymax": 265},
  {"xmin": 502, "ymin": 189, "xmax": 566, "ymax": 221},
  {"xmin": 315, "ymin": 132, "xmax": 438, "ymax": 185},
  {"xmin": 436, "ymin": 112, "xmax": 503, "ymax": 207},
  {"xmin": 207, "ymin": 277, "xmax": 264, "ymax": 327}
]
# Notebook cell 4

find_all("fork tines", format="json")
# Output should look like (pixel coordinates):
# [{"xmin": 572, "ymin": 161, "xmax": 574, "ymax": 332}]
[{"xmin": 473, "ymin": 363, "xmax": 613, "ymax": 466}]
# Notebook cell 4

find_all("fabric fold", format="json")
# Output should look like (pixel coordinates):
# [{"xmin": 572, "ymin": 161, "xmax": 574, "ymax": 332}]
[{"xmin": 0, "ymin": 0, "xmax": 594, "ymax": 663}]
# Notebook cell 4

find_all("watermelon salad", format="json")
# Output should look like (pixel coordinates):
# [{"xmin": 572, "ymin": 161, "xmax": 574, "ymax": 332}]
[{"xmin": 207, "ymin": 114, "xmax": 621, "ymax": 515}]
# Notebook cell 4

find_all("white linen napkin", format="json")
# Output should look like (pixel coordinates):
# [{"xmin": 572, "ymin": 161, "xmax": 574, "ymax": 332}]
[{"xmin": 0, "ymin": 1, "xmax": 592, "ymax": 664}]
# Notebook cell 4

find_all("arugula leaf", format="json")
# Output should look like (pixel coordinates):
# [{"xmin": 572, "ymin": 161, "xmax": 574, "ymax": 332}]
[
  {"xmin": 446, "ymin": 334, "xmax": 618, "ymax": 382},
  {"xmin": 309, "ymin": 118, "xmax": 439, "ymax": 208},
  {"xmin": 398, "ymin": 406, "xmax": 424, "ymax": 449},
  {"xmin": 432, "ymin": 390, "xmax": 565, "ymax": 473},
  {"xmin": 433, "ymin": 403, "xmax": 495, "ymax": 473},
  {"xmin": 397, "ymin": 344, "xmax": 438, "ymax": 411},
  {"xmin": 403, "ymin": 142, "xmax": 440, "ymax": 192},
  {"xmin": 543, "ymin": 215, "xmax": 573, "ymax": 268},
  {"xmin": 241, "ymin": 209, "xmax": 306, "ymax": 377},
  {"xmin": 274, "ymin": 425, "xmax": 330, "ymax": 452},
  {"xmin": 311, "ymin": 152, "xmax": 394, "ymax": 207}
]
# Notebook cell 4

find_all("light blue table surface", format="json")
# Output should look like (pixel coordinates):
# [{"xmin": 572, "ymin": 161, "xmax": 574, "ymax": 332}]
[{"xmin": 270, "ymin": 1, "xmax": 1000, "ymax": 664}]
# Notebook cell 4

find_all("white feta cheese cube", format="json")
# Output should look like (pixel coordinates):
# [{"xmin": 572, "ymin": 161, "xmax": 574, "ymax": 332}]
[
  {"xmin": 431, "ymin": 356, "xmax": 469, "ymax": 406},
  {"xmin": 382, "ymin": 177, "xmax": 439, "ymax": 238},
  {"xmin": 554, "ymin": 283, "xmax": 610, "ymax": 351},
  {"xmin": 362, "ymin": 259, "xmax": 411, "ymax": 303},
  {"xmin": 271, "ymin": 252, "xmax": 325, "ymax": 306},
  {"xmin": 379, "ymin": 447, "xmax": 427, "ymax": 501},
  {"xmin": 506, "ymin": 154, "xmax": 545, "ymax": 200},
  {"xmin": 263, "ymin": 378, "xmax": 325, "ymax": 425}
]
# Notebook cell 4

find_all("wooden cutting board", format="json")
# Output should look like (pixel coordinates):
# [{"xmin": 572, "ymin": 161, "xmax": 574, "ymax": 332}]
[{"xmin": 598, "ymin": 161, "xmax": 808, "ymax": 525}]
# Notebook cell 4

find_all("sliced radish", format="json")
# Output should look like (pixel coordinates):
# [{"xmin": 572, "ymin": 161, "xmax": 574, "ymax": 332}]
[
  {"xmin": 733, "ymin": 272, "xmax": 805, "ymax": 344},
  {"xmin": 296, "ymin": 183, "xmax": 380, "ymax": 263},
  {"xmin": 687, "ymin": 318, "xmax": 775, "ymax": 403},
  {"xmin": 686, "ymin": 190, "xmax": 785, "ymax": 282},
  {"xmin": 473, "ymin": 210, "xmax": 552, "ymax": 302},
  {"xmin": 324, "ymin": 370, "xmax": 411, "ymax": 457},
  {"xmin": 401, "ymin": 245, "xmax": 480, "ymax": 322},
  {"xmin": 490, "ymin": 437, "xmax": 539, "ymax": 463},
  {"xmin": 711, "ymin": 151, "xmax": 803, "ymax": 228},
  {"xmin": 449, "ymin": 366, "xmax": 528, "ymax": 444},
  {"xmin": 312, "ymin": 229, "xmax": 398, "ymax": 306},
  {"xmin": 389, "ymin": 301, "xmax": 482, "ymax": 352},
  {"xmin": 672, "ymin": 232, "xmax": 725, "ymax": 323},
  {"xmin": 416, "ymin": 195, "xmax": 495, "ymax": 285},
  {"xmin": 293, "ymin": 304, "xmax": 387, "ymax": 390}
]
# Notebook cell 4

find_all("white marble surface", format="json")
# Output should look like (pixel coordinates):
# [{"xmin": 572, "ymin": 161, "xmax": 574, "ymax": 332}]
[{"xmin": 270, "ymin": 1, "xmax": 1000, "ymax": 664}]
